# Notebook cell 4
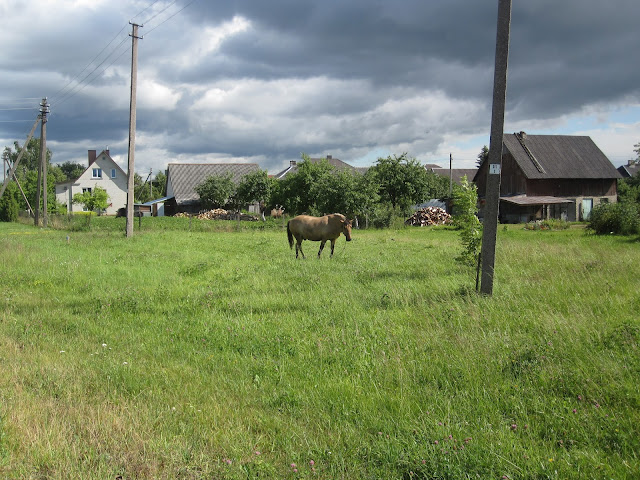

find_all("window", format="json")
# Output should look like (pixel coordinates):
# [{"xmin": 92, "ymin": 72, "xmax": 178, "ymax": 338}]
[
  {"xmin": 82, "ymin": 187, "xmax": 92, "ymax": 194},
  {"xmin": 92, "ymin": 168, "xmax": 102, "ymax": 179},
  {"xmin": 111, "ymin": 168, "xmax": 117, "ymax": 178}
]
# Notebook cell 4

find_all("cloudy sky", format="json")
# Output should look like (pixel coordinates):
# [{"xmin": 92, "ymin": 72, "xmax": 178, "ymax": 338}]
[{"xmin": 1, "ymin": 0, "xmax": 639, "ymax": 178}]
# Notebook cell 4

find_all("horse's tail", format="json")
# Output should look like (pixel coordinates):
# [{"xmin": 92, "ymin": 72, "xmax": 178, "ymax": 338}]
[{"xmin": 287, "ymin": 221, "xmax": 294, "ymax": 249}]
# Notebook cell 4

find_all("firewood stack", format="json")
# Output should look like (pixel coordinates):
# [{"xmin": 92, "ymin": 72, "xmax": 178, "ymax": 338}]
[
  {"xmin": 405, "ymin": 207, "xmax": 451, "ymax": 226},
  {"xmin": 198, "ymin": 209, "xmax": 260, "ymax": 221}
]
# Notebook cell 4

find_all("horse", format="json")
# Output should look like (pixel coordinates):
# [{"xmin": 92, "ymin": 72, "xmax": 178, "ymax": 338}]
[{"xmin": 287, "ymin": 213, "xmax": 352, "ymax": 258}]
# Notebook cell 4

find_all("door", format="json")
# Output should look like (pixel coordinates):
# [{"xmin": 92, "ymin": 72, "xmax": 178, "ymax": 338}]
[{"xmin": 581, "ymin": 198, "xmax": 593, "ymax": 221}]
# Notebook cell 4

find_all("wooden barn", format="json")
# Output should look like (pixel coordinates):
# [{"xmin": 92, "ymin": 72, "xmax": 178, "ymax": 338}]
[{"xmin": 474, "ymin": 132, "xmax": 621, "ymax": 223}]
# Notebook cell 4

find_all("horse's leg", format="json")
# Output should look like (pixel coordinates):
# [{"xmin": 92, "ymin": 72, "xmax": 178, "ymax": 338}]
[
  {"xmin": 318, "ymin": 240, "xmax": 326, "ymax": 258},
  {"xmin": 330, "ymin": 238, "xmax": 336, "ymax": 257},
  {"xmin": 297, "ymin": 239, "xmax": 305, "ymax": 259}
]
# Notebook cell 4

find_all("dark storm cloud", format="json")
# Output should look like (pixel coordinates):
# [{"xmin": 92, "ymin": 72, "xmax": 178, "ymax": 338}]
[{"xmin": 2, "ymin": 0, "xmax": 639, "ymax": 174}]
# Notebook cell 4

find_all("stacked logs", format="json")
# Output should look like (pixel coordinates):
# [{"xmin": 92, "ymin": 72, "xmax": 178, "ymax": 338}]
[{"xmin": 405, "ymin": 207, "xmax": 451, "ymax": 226}]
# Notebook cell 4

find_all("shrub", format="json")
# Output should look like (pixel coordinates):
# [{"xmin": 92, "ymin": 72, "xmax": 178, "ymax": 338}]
[
  {"xmin": 0, "ymin": 183, "xmax": 19, "ymax": 222},
  {"xmin": 588, "ymin": 202, "xmax": 640, "ymax": 235},
  {"xmin": 452, "ymin": 176, "xmax": 481, "ymax": 265}
]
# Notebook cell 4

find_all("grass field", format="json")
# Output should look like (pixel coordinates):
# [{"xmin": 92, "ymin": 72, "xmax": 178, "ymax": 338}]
[{"xmin": 0, "ymin": 218, "xmax": 638, "ymax": 479}]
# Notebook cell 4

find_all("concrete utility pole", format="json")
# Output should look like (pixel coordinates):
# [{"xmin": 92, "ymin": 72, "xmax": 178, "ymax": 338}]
[
  {"xmin": 126, "ymin": 22, "xmax": 142, "ymax": 238},
  {"xmin": 40, "ymin": 98, "xmax": 50, "ymax": 227},
  {"xmin": 480, "ymin": 0, "xmax": 512, "ymax": 295}
]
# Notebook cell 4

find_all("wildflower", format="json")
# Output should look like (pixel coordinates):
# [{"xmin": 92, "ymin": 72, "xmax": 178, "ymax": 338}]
[
  {"xmin": 309, "ymin": 460, "xmax": 315, "ymax": 466},
  {"xmin": 549, "ymin": 458, "xmax": 554, "ymax": 462},
  {"xmin": 572, "ymin": 409, "xmax": 577, "ymax": 414},
  {"xmin": 291, "ymin": 463, "xmax": 297, "ymax": 469},
  {"xmin": 577, "ymin": 395, "xmax": 582, "ymax": 401},
  {"xmin": 102, "ymin": 343, "xmax": 107, "ymax": 348},
  {"xmin": 510, "ymin": 424, "xmax": 517, "ymax": 431},
  {"xmin": 434, "ymin": 440, "xmax": 439, "ymax": 445},
  {"xmin": 255, "ymin": 451, "xmax": 261, "ymax": 456}
]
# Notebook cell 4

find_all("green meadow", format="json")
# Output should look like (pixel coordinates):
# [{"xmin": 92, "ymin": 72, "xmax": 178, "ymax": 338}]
[{"xmin": 0, "ymin": 218, "xmax": 638, "ymax": 479}]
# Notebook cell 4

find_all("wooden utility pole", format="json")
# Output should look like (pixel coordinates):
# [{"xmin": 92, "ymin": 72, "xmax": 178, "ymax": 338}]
[
  {"xmin": 126, "ymin": 22, "xmax": 142, "ymax": 238},
  {"xmin": 480, "ymin": 0, "xmax": 512, "ymax": 295},
  {"xmin": 40, "ymin": 98, "xmax": 49, "ymax": 227}
]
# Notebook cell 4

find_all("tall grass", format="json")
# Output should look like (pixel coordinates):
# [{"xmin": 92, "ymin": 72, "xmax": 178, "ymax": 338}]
[{"xmin": 0, "ymin": 220, "xmax": 638, "ymax": 479}]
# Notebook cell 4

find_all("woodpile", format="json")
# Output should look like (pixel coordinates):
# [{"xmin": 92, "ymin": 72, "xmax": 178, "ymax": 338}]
[
  {"xmin": 405, "ymin": 207, "xmax": 451, "ymax": 226},
  {"xmin": 174, "ymin": 209, "xmax": 259, "ymax": 221}
]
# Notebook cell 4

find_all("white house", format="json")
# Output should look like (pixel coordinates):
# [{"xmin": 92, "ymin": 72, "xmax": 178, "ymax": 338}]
[{"xmin": 55, "ymin": 149, "xmax": 127, "ymax": 215}]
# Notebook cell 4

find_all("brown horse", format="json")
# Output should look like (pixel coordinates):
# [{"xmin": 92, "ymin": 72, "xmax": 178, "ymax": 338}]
[{"xmin": 287, "ymin": 213, "xmax": 352, "ymax": 258}]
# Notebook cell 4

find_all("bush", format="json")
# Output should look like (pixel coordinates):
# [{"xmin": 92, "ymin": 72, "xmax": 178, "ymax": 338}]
[
  {"xmin": 452, "ymin": 176, "xmax": 481, "ymax": 266},
  {"xmin": 0, "ymin": 183, "xmax": 19, "ymax": 222},
  {"xmin": 588, "ymin": 202, "xmax": 640, "ymax": 235}
]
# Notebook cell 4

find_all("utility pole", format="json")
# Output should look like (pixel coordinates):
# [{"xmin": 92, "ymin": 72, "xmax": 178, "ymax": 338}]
[
  {"xmin": 126, "ymin": 22, "xmax": 142, "ymax": 238},
  {"xmin": 40, "ymin": 98, "xmax": 50, "ymax": 227},
  {"xmin": 448, "ymin": 153, "xmax": 453, "ymax": 198},
  {"xmin": 480, "ymin": 0, "xmax": 512, "ymax": 295}
]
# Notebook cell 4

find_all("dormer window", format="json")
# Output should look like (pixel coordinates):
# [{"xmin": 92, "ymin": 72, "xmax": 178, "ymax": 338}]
[{"xmin": 92, "ymin": 168, "xmax": 102, "ymax": 179}]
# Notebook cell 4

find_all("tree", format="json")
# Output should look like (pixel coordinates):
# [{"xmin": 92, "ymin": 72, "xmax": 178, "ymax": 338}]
[
  {"xmin": 235, "ymin": 169, "xmax": 274, "ymax": 212},
  {"xmin": 452, "ymin": 176, "xmax": 481, "ymax": 266},
  {"xmin": 73, "ymin": 186, "xmax": 109, "ymax": 215},
  {"xmin": 58, "ymin": 161, "xmax": 85, "ymax": 181},
  {"xmin": 634, "ymin": 141, "xmax": 640, "ymax": 161},
  {"xmin": 370, "ymin": 153, "xmax": 431, "ymax": 212},
  {"xmin": 195, "ymin": 173, "xmax": 236, "ymax": 210},
  {"xmin": 272, "ymin": 155, "xmax": 334, "ymax": 215},
  {"xmin": 476, "ymin": 145, "xmax": 489, "ymax": 168},
  {"xmin": 0, "ymin": 181, "xmax": 19, "ymax": 222}
]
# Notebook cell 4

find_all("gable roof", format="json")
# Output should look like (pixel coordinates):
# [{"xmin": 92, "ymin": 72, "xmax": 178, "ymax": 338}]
[
  {"xmin": 274, "ymin": 155, "xmax": 363, "ymax": 179},
  {"xmin": 166, "ymin": 163, "xmax": 260, "ymax": 205},
  {"xmin": 618, "ymin": 161, "xmax": 640, "ymax": 178},
  {"xmin": 503, "ymin": 132, "xmax": 620, "ymax": 180},
  {"xmin": 432, "ymin": 168, "xmax": 478, "ymax": 185}
]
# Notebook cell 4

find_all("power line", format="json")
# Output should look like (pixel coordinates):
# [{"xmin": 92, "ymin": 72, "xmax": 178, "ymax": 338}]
[
  {"xmin": 145, "ymin": 0, "xmax": 199, "ymax": 36},
  {"xmin": 49, "ymin": 0, "xmax": 168, "ymax": 108}
]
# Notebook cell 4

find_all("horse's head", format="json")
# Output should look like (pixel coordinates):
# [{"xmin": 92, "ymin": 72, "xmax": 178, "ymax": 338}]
[{"xmin": 342, "ymin": 219, "xmax": 353, "ymax": 241}]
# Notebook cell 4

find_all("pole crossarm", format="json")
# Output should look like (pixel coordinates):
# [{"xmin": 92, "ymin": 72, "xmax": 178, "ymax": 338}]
[{"xmin": 0, "ymin": 116, "xmax": 41, "ymax": 200}]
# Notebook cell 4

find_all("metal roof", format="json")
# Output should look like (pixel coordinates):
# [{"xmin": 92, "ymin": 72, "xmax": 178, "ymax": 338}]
[
  {"xmin": 166, "ymin": 163, "xmax": 260, "ymax": 205},
  {"xmin": 503, "ymin": 133, "xmax": 621, "ymax": 180}
]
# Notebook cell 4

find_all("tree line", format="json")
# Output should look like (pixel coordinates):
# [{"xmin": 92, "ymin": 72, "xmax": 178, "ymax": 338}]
[{"xmin": 194, "ymin": 153, "xmax": 453, "ymax": 227}]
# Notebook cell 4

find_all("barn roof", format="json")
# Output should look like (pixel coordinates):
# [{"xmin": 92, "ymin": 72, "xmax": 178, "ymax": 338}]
[
  {"xmin": 166, "ymin": 163, "xmax": 260, "ymax": 205},
  {"xmin": 502, "ymin": 132, "xmax": 621, "ymax": 180}
]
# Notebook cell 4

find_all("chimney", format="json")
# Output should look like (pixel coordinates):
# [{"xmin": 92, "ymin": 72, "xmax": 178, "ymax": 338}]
[
  {"xmin": 518, "ymin": 131, "xmax": 527, "ymax": 140},
  {"xmin": 88, "ymin": 149, "xmax": 97, "ymax": 166},
  {"xmin": 289, "ymin": 160, "xmax": 297, "ymax": 167},
  {"xmin": 326, "ymin": 154, "xmax": 332, "ymax": 160}
]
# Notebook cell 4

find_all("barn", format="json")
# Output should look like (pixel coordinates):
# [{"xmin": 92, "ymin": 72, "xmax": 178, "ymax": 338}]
[{"xmin": 474, "ymin": 132, "xmax": 621, "ymax": 223}]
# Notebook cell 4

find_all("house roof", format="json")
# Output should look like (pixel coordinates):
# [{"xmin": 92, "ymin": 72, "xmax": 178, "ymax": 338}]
[
  {"xmin": 432, "ymin": 168, "xmax": 478, "ymax": 185},
  {"xmin": 503, "ymin": 132, "xmax": 621, "ymax": 180},
  {"xmin": 274, "ymin": 155, "xmax": 364, "ymax": 179},
  {"xmin": 617, "ymin": 162, "xmax": 640, "ymax": 178},
  {"xmin": 166, "ymin": 163, "xmax": 260, "ymax": 205}
]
